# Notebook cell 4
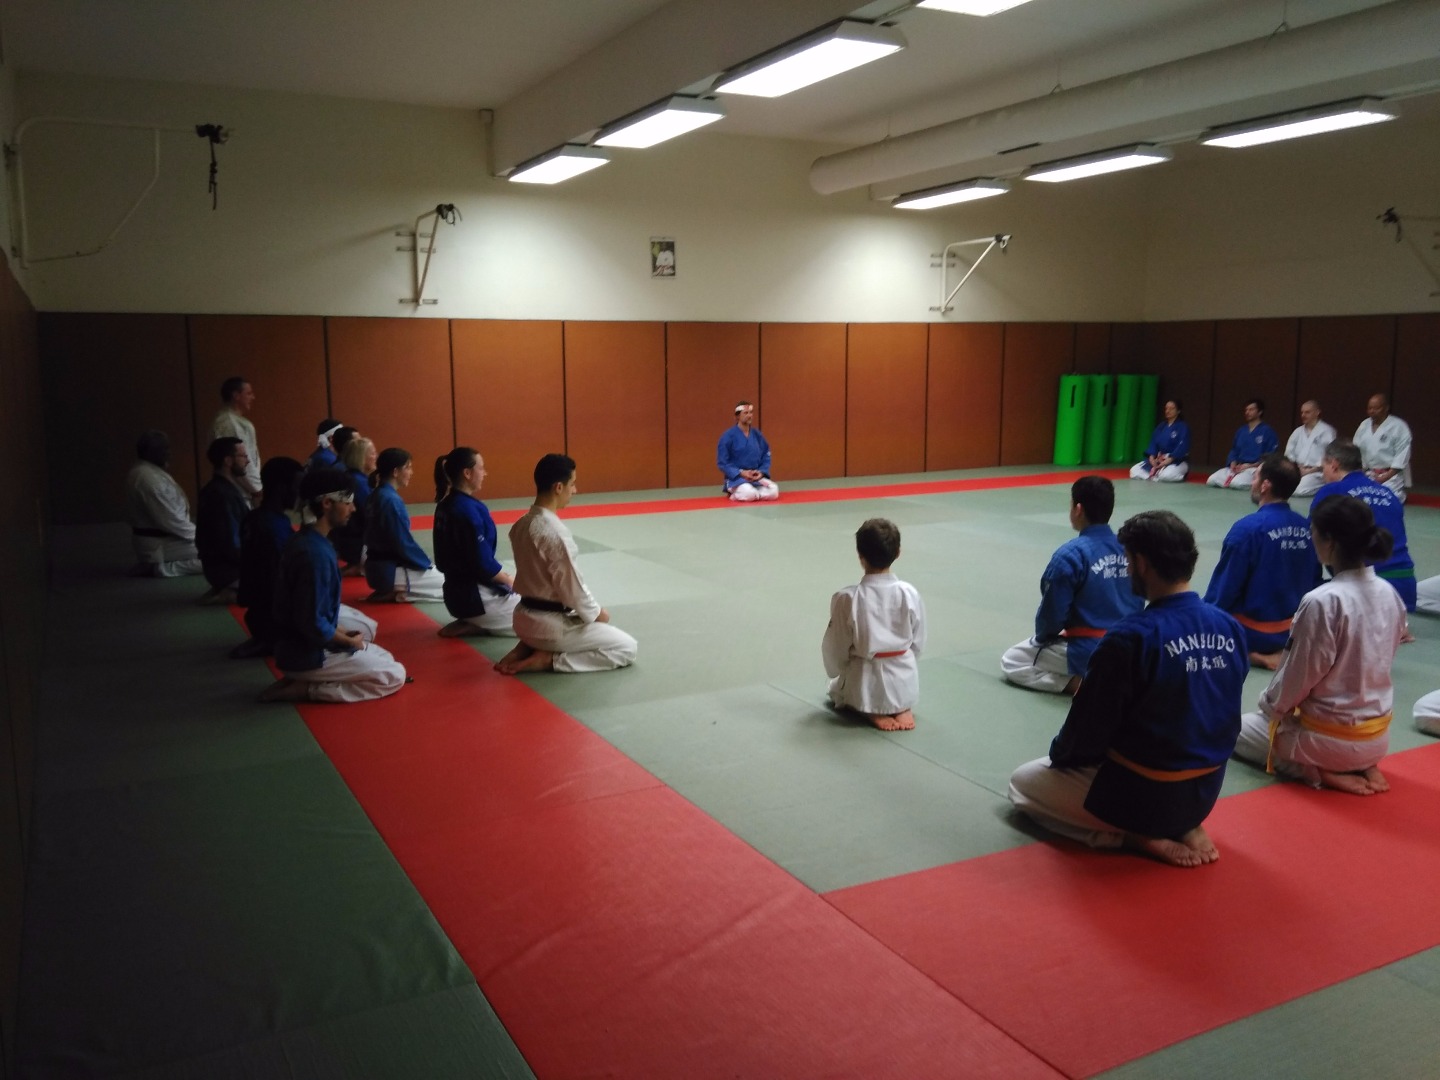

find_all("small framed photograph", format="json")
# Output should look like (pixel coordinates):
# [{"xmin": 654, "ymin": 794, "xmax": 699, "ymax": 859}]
[{"xmin": 651, "ymin": 237, "xmax": 676, "ymax": 277}]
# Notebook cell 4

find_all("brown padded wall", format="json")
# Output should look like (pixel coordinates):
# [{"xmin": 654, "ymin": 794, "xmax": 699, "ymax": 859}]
[
  {"xmin": 1209, "ymin": 319, "xmax": 1299, "ymax": 466},
  {"xmin": 188, "ymin": 316, "xmax": 328, "ymax": 471},
  {"xmin": 1393, "ymin": 313, "xmax": 1440, "ymax": 486},
  {"xmin": 759, "ymin": 323, "xmax": 846, "ymax": 481},
  {"xmin": 40, "ymin": 313, "xmax": 194, "ymax": 523},
  {"xmin": 326, "ymin": 318, "xmax": 455, "ymax": 501},
  {"xmin": 1000, "ymin": 322, "xmax": 1074, "ymax": 466},
  {"xmin": 1136, "ymin": 322, "xmax": 1216, "ymax": 465},
  {"xmin": 927, "ymin": 323, "xmax": 1002, "ymax": 470},
  {"xmin": 846, "ymin": 324, "xmax": 928, "ymax": 476},
  {"xmin": 1073, "ymin": 323, "xmax": 1111, "ymax": 374},
  {"xmin": 1296, "ymin": 316, "xmax": 1397, "ymax": 439},
  {"xmin": 452, "ymin": 320, "xmax": 565, "ymax": 500},
  {"xmin": 666, "ymin": 323, "xmax": 759, "ymax": 489},
  {"xmin": 564, "ymin": 322, "xmax": 667, "ymax": 493}
]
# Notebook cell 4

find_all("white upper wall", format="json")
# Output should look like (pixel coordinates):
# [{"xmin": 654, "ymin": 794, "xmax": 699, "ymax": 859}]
[{"xmin": 12, "ymin": 71, "xmax": 1438, "ymax": 324}]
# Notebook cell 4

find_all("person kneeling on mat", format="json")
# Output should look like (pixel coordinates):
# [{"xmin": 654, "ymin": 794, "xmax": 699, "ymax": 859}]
[
  {"xmin": 1009, "ymin": 511, "xmax": 1245, "ymax": 868},
  {"xmin": 261, "ymin": 468, "xmax": 407, "ymax": 704}
]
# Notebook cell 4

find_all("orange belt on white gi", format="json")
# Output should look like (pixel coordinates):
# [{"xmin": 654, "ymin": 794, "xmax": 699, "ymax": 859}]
[
  {"xmin": 1265, "ymin": 710, "xmax": 1392, "ymax": 773},
  {"xmin": 873, "ymin": 650, "xmax": 908, "ymax": 659}
]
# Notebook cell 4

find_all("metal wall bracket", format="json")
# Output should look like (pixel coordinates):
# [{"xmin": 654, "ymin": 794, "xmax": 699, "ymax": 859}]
[{"xmin": 929, "ymin": 233, "xmax": 1010, "ymax": 313}]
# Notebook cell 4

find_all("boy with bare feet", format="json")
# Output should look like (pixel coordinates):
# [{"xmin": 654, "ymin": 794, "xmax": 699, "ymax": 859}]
[
  {"xmin": 494, "ymin": 454, "xmax": 637, "ymax": 675},
  {"xmin": 1233, "ymin": 495, "xmax": 1406, "ymax": 794},
  {"xmin": 822, "ymin": 518, "xmax": 926, "ymax": 731},
  {"xmin": 1009, "ymin": 511, "xmax": 1246, "ymax": 867}
]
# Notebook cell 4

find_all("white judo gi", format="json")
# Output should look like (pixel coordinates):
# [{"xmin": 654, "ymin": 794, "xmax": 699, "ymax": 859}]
[
  {"xmin": 1417, "ymin": 575, "xmax": 1440, "ymax": 616},
  {"xmin": 1285, "ymin": 420, "xmax": 1338, "ymax": 498},
  {"xmin": 1415, "ymin": 689, "xmax": 1440, "ymax": 736},
  {"xmin": 1354, "ymin": 414, "xmax": 1412, "ymax": 500},
  {"xmin": 822, "ymin": 572, "xmax": 926, "ymax": 715},
  {"xmin": 124, "ymin": 461, "xmax": 203, "ymax": 576},
  {"xmin": 509, "ymin": 506, "xmax": 637, "ymax": 673},
  {"xmin": 1235, "ymin": 567, "xmax": 1406, "ymax": 784},
  {"xmin": 211, "ymin": 407, "xmax": 262, "ymax": 498}
]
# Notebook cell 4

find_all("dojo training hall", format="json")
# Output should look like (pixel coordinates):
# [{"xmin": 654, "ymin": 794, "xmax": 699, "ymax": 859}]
[{"xmin": 4, "ymin": 1, "xmax": 1440, "ymax": 1077}]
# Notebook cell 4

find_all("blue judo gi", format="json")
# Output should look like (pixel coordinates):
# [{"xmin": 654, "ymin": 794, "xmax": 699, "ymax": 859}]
[
  {"xmin": 433, "ymin": 491, "xmax": 510, "ymax": 620},
  {"xmin": 1034, "ymin": 525, "xmax": 1144, "ymax": 677},
  {"xmin": 273, "ymin": 527, "xmax": 345, "ymax": 673},
  {"xmin": 1310, "ymin": 472, "xmax": 1417, "ymax": 610},
  {"xmin": 717, "ymin": 426, "xmax": 772, "ymax": 492},
  {"xmin": 1203, "ymin": 502, "xmax": 1321, "ymax": 654},
  {"xmin": 364, "ymin": 484, "xmax": 434, "ymax": 593}
]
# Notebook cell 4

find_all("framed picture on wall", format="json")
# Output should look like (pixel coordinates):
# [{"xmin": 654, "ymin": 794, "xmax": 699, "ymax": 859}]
[{"xmin": 651, "ymin": 237, "xmax": 675, "ymax": 278}]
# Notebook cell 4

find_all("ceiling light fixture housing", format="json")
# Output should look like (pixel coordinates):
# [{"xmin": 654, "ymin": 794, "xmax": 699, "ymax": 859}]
[
  {"xmin": 1024, "ymin": 144, "xmax": 1172, "ymax": 183},
  {"xmin": 714, "ymin": 20, "xmax": 906, "ymax": 99},
  {"xmin": 1199, "ymin": 97, "xmax": 1396, "ymax": 149},
  {"xmin": 894, "ymin": 177, "xmax": 1011, "ymax": 210},
  {"xmin": 508, "ymin": 145, "xmax": 610, "ymax": 185},
  {"xmin": 916, "ymin": 0, "xmax": 1037, "ymax": 15},
  {"xmin": 594, "ymin": 96, "xmax": 727, "ymax": 149}
]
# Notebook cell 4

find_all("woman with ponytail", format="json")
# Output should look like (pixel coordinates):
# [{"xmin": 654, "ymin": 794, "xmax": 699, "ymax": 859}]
[
  {"xmin": 1234, "ymin": 494, "xmax": 1408, "ymax": 794},
  {"xmin": 432, "ymin": 447, "xmax": 519, "ymax": 637},
  {"xmin": 364, "ymin": 447, "xmax": 445, "ymax": 602}
]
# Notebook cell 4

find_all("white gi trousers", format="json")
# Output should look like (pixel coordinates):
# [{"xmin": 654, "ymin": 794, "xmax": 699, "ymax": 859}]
[
  {"xmin": 458, "ymin": 584, "xmax": 521, "ymax": 636},
  {"xmin": 1415, "ymin": 690, "xmax": 1440, "ymax": 736},
  {"xmin": 1234, "ymin": 711, "xmax": 1388, "ymax": 785},
  {"xmin": 1417, "ymin": 576, "xmax": 1440, "ymax": 616},
  {"xmin": 1371, "ymin": 473, "xmax": 1407, "ymax": 501},
  {"xmin": 1009, "ymin": 758, "xmax": 1124, "ymax": 848},
  {"xmin": 133, "ymin": 535, "xmax": 202, "ymax": 577},
  {"xmin": 1206, "ymin": 466, "xmax": 1258, "ymax": 489},
  {"xmin": 393, "ymin": 565, "xmax": 446, "ymax": 602},
  {"xmin": 287, "ymin": 606, "xmax": 403, "ymax": 703},
  {"xmin": 1128, "ymin": 461, "xmax": 1188, "ymax": 483},
  {"xmin": 1001, "ymin": 638, "xmax": 1072, "ymax": 694},
  {"xmin": 513, "ymin": 607, "xmax": 637, "ymax": 672},
  {"xmin": 730, "ymin": 479, "xmax": 779, "ymax": 502}
]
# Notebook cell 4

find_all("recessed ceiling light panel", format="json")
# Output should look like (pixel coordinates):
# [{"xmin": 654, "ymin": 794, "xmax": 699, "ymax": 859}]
[
  {"xmin": 509, "ymin": 145, "xmax": 610, "ymax": 185},
  {"xmin": 1200, "ymin": 98, "xmax": 1395, "ymax": 149},
  {"xmin": 917, "ymin": 0, "xmax": 1036, "ymax": 15},
  {"xmin": 894, "ymin": 178, "xmax": 1011, "ymax": 210},
  {"xmin": 1024, "ymin": 144, "xmax": 1172, "ymax": 183},
  {"xmin": 715, "ymin": 20, "xmax": 906, "ymax": 99},
  {"xmin": 594, "ymin": 96, "xmax": 726, "ymax": 149}
]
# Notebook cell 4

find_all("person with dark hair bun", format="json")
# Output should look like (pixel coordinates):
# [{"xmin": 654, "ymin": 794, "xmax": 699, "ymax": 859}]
[
  {"xmin": 1202, "ymin": 454, "xmax": 1321, "ymax": 670},
  {"xmin": 431, "ymin": 447, "xmax": 519, "ymax": 636},
  {"xmin": 1002, "ymin": 476, "xmax": 1142, "ymax": 695},
  {"xmin": 1233, "ymin": 494, "xmax": 1407, "ymax": 795},
  {"xmin": 1206, "ymin": 398, "xmax": 1279, "ymax": 489},
  {"xmin": 1010, "ymin": 510, "xmax": 1246, "ymax": 868},
  {"xmin": 1310, "ymin": 438, "xmax": 1416, "ymax": 611},
  {"xmin": 1130, "ymin": 399, "xmax": 1190, "ymax": 482},
  {"xmin": 230, "ymin": 456, "xmax": 305, "ymax": 658},
  {"xmin": 822, "ymin": 518, "xmax": 926, "ymax": 731},
  {"xmin": 364, "ymin": 448, "xmax": 445, "ymax": 603}
]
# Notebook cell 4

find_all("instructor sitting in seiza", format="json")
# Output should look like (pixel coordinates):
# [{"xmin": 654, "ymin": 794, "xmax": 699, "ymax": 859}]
[
  {"xmin": 1002, "ymin": 476, "xmax": 1143, "ymax": 695},
  {"xmin": 1206, "ymin": 397, "xmax": 1279, "ymax": 489},
  {"xmin": 717, "ymin": 400, "xmax": 779, "ymax": 502}
]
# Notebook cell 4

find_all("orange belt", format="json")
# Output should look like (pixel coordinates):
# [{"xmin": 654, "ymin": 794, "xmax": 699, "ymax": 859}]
[
  {"xmin": 1233, "ymin": 612, "xmax": 1293, "ymax": 635},
  {"xmin": 1264, "ymin": 710, "xmax": 1392, "ymax": 773},
  {"xmin": 1061, "ymin": 626, "xmax": 1106, "ymax": 639},
  {"xmin": 1106, "ymin": 749, "xmax": 1222, "ymax": 783},
  {"xmin": 873, "ymin": 650, "xmax": 908, "ymax": 659}
]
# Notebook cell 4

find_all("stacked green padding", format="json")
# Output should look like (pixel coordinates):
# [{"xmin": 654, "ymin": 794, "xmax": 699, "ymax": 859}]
[
  {"xmin": 1054, "ymin": 374, "xmax": 1088, "ymax": 466},
  {"xmin": 1133, "ymin": 375, "xmax": 1160, "ymax": 459},
  {"xmin": 1082, "ymin": 375, "xmax": 1114, "ymax": 464},
  {"xmin": 1109, "ymin": 374, "xmax": 1140, "ymax": 463}
]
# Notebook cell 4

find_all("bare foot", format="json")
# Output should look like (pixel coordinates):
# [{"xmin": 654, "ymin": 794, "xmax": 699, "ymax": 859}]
[
  {"xmin": 365, "ymin": 589, "xmax": 396, "ymax": 603},
  {"xmin": 258, "ymin": 677, "xmax": 310, "ymax": 703},
  {"xmin": 1401, "ymin": 625, "xmax": 1415, "ymax": 645},
  {"xmin": 437, "ymin": 620, "xmax": 484, "ymax": 638},
  {"xmin": 1063, "ymin": 676, "xmax": 1082, "ymax": 696},
  {"xmin": 1249, "ymin": 651, "xmax": 1282, "ymax": 671},
  {"xmin": 1178, "ymin": 825, "xmax": 1220, "ymax": 863},
  {"xmin": 1362, "ymin": 765, "xmax": 1390, "ymax": 793},
  {"xmin": 496, "ymin": 644, "xmax": 555, "ymax": 675},
  {"xmin": 228, "ymin": 637, "xmax": 272, "ymax": 659},
  {"xmin": 871, "ymin": 710, "xmax": 916, "ymax": 731},
  {"xmin": 341, "ymin": 563, "xmax": 365, "ymax": 578},
  {"xmin": 1318, "ymin": 768, "xmax": 1375, "ymax": 795},
  {"xmin": 1131, "ymin": 835, "xmax": 1207, "ymax": 867},
  {"xmin": 197, "ymin": 586, "xmax": 237, "ymax": 607}
]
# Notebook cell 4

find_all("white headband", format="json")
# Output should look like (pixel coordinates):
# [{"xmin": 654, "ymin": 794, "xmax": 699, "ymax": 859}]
[{"xmin": 318, "ymin": 423, "xmax": 342, "ymax": 447}]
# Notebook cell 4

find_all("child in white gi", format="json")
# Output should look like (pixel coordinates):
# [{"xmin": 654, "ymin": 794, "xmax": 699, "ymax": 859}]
[{"xmin": 822, "ymin": 518, "xmax": 927, "ymax": 731}]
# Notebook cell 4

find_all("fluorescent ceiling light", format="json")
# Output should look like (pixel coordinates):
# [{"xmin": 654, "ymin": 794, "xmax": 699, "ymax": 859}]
[
  {"xmin": 508, "ymin": 145, "xmax": 609, "ymax": 185},
  {"xmin": 1200, "ymin": 98, "xmax": 1395, "ymax": 149},
  {"xmin": 894, "ymin": 178, "xmax": 1011, "ymax": 210},
  {"xmin": 715, "ymin": 20, "xmax": 905, "ymax": 98},
  {"xmin": 594, "ymin": 96, "xmax": 726, "ymax": 149},
  {"xmin": 917, "ymin": 0, "xmax": 1036, "ymax": 14},
  {"xmin": 1025, "ymin": 144, "xmax": 1172, "ymax": 183}
]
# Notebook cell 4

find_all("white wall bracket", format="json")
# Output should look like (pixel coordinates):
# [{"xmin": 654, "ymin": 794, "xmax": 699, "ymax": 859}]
[
  {"xmin": 400, "ymin": 203, "xmax": 460, "ymax": 307},
  {"xmin": 929, "ymin": 233, "xmax": 1009, "ymax": 313}
]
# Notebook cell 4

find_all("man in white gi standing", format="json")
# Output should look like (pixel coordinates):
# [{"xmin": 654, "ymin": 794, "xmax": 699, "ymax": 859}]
[
  {"xmin": 124, "ymin": 430, "xmax": 203, "ymax": 577},
  {"xmin": 1284, "ymin": 400, "xmax": 1337, "ymax": 498},
  {"xmin": 1354, "ymin": 393, "xmax": 1412, "ymax": 501},
  {"xmin": 212, "ymin": 375, "xmax": 262, "ymax": 501},
  {"xmin": 495, "ymin": 454, "xmax": 638, "ymax": 675}
]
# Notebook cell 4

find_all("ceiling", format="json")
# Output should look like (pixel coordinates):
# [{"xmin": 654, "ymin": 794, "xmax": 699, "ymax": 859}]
[{"xmin": 6, "ymin": 0, "xmax": 1435, "ymax": 196}]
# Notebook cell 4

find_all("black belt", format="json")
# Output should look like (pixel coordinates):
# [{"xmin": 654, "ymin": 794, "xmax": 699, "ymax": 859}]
[
  {"xmin": 519, "ymin": 596, "xmax": 570, "ymax": 614},
  {"xmin": 132, "ymin": 527, "xmax": 183, "ymax": 540}
]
